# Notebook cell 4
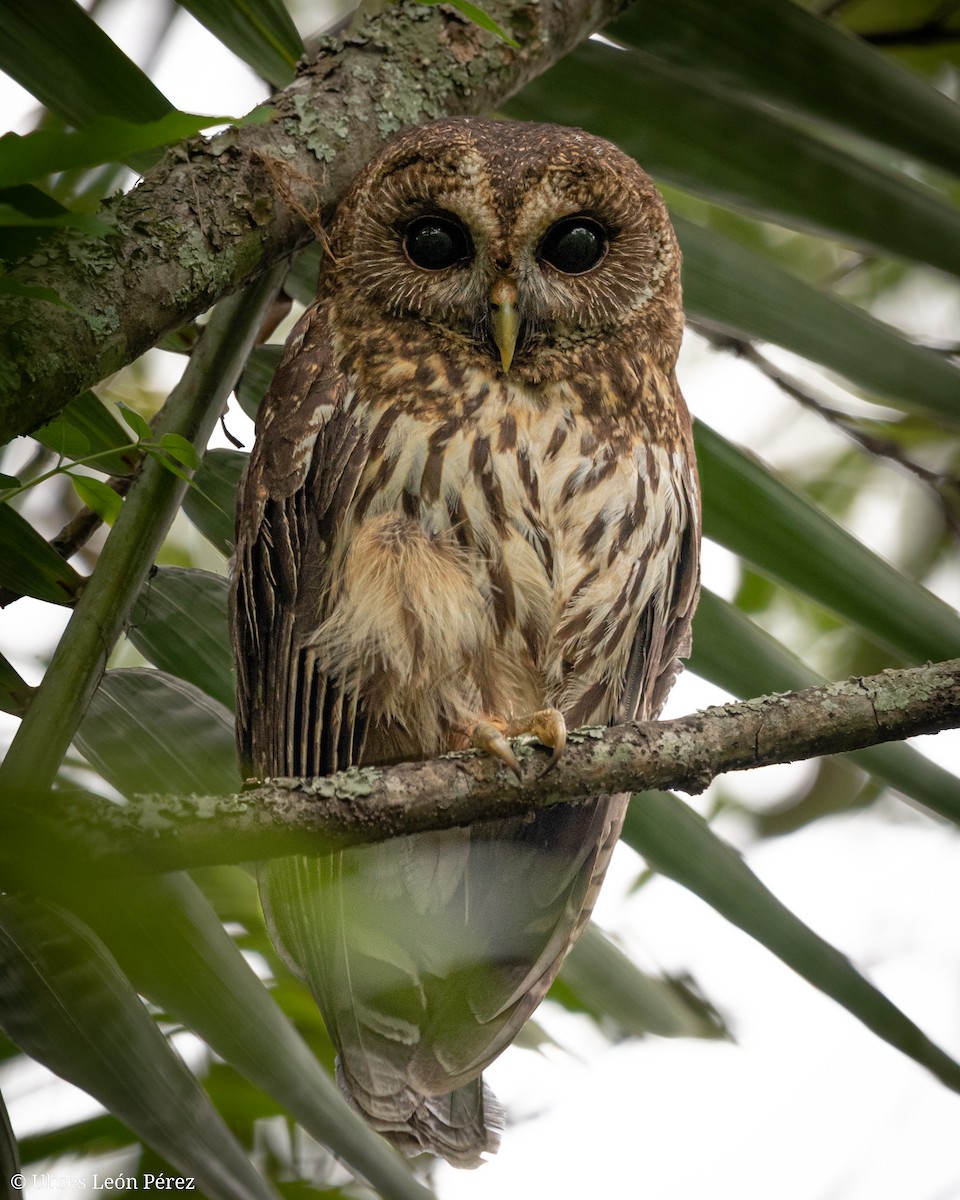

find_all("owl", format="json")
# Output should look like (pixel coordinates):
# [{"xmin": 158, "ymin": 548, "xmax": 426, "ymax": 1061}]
[{"xmin": 231, "ymin": 117, "xmax": 700, "ymax": 1168}]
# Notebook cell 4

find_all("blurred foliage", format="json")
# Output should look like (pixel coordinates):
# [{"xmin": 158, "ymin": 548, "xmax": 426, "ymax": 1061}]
[{"xmin": 0, "ymin": 0, "xmax": 960, "ymax": 1197}]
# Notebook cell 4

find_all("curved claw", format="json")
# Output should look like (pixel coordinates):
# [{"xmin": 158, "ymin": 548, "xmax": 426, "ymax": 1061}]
[
  {"xmin": 523, "ymin": 708, "xmax": 567, "ymax": 778},
  {"xmin": 470, "ymin": 720, "xmax": 523, "ymax": 781}
]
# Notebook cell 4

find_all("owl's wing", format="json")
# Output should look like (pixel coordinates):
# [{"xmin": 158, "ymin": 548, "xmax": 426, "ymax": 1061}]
[
  {"xmin": 232, "ymin": 302, "xmax": 370, "ymax": 780},
  {"xmin": 615, "ymin": 448, "xmax": 700, "ymax": 725}
]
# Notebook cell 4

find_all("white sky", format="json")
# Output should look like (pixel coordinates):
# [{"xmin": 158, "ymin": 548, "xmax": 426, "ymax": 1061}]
[{"xmin": 3, "ymin": 6, "xmax": 960, "ymax": 1199}]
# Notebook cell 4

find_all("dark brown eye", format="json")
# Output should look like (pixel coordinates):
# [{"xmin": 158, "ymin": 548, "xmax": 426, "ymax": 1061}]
[
  {"xmin": 539, "ymin": 217, "xmax": 608, "ymax": 275},
  {"xmin": 403, "ymin": 216, "xmax": 472, "ymax": 270}
]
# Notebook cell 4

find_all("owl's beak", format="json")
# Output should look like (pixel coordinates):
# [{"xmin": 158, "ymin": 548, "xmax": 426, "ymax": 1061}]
[{"xmin": 490, "ymin": 278, "xmax": 519, "ymax": 373}]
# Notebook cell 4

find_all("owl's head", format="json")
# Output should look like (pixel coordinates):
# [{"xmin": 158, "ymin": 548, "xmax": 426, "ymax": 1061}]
[{"xmin": 327, "ymin": 118, "xmax": 683, "ymax": 385}]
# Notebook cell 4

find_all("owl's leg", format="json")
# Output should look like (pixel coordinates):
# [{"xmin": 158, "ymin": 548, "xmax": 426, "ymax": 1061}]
[{"xmin": 465, "ymin": 708, "xmax": 567, "ymax": 779}]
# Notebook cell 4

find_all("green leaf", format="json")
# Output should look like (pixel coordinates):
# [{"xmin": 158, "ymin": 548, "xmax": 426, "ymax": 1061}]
[
  {"xmin": 34, "ymin": 390, "xmax": 138, "ymax": 477},
  {"xmin": 128, "ymin": 568, "xmax": 235, "ymax": 712},
  {"xmin": 696, "ymin": 422, "xmax": 960, "ymax": 664},
  {"xmin": 0, "ymin": 474, "xmax": 19, "ymax": 491},
  {"xmin": 0, "ymin": 504, "xmax": 82, "ymax": 604},
  {"xmin": 621, "ymin": 790, "xmax": 960, "ymax": 1095},
  {"xmin": 607, "ymin": 0, "xmax": 960, "ymax": 177},
  {"xmin": 175, "ymin": 0, "xmax": 304, "ymax": 88},
  {"xmin": 71, "ymin": 476, "xmax": 123, "ymax": 525},
  {"xmin": 0, "ymin": 650, "xmax": 31, "ymax": 718},
  {"xmin": 677, "ymin": 217, "xmax": 960, "ymax": 426},
  {"xmin": 690, "ymin": 590, "xmax": 960, "ymax": 828},
  {"xmin": 0, "ymin": 203, "xmax": 114, "ymax": 235},
  {"xmin": 159, "ymin": 432, "xmax": 201, "ymax": 470},
  {"xmin": 76, "ymin": 668, "xmax": 239, "ymax": 797},
  {"xmin": 116, "ymin": 402, "xmax": 153, "ymax": 442},
  {"xmin": 0, "ymin": 895, "xmax": 278, "ymax": 1200},
  {"xmin": 0, "ymin": 112, "xmax": 239, "ymax": 191},
  {"xmin": 71, "ymin": 873, "xmax": 433, "ymax": 1200},
  {"xmin": 418, "ymin": 0, "xmax": 519, "ymax": 47},
  {"xmin": 508, "ymin": 41, "xmax": 960, "ymax": 279},
  {"xmin": 19, "ymin": 1115, "xmax": 133, "ymax": 1169},
  {"xmin": 182, "ymin": 449, "xmax": 247, "ymax": 556},
  {"xmin": 236, "ymin": 344, "xmax": 283, "ymax": 420},
  {"xmin": 555, "ymin": 922, "xmax": 726, "ymax": 1040},
  {"xmin": 0, "ymin": 0, "xmax": 172, "ymax": 128}
]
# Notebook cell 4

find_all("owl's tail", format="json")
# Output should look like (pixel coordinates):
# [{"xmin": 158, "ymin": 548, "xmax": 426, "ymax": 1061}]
[{"xmin": 336, "ymin": 1059, "xmax": 504, "ymax": 1169}]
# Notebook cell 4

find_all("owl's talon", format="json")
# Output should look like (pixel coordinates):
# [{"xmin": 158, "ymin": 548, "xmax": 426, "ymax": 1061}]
[
  {"xmin": 508, "ymin": 708, "xmax": 567, "ymax": 777},
  {"xmin": 469, "ymin": 720, "xmax": 523, "ymax": 780}
]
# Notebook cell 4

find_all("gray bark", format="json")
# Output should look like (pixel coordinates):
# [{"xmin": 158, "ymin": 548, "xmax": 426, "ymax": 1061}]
[{"xmin": 7, "ymin": 658, "xmax": 958, "ymax": 883}]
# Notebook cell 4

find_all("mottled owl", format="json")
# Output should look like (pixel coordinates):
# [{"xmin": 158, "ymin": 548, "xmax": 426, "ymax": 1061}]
[{"xmin": 231, "ymin": 117, "xmax": 700, "ymax": 1168}]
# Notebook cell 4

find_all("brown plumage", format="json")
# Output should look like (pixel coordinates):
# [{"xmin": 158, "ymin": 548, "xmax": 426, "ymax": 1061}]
[{"xmin": 231, "ymin": 118, "xmax": 700, "ymax": 1167}]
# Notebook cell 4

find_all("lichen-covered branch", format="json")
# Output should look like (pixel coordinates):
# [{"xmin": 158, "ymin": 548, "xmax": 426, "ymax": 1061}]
[
  {"xmin": 7, "ymin": 658, "xmax": 959, "ymax": 884},
  {"xmin": 0, "ymin": 0, "xmax": 632, "ymax": 443}
]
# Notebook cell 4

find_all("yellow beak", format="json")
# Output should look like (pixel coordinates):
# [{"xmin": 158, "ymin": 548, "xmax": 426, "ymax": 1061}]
[{"xmin": 490, "ymin": 278, "xmax": 519, "ymax": 374}]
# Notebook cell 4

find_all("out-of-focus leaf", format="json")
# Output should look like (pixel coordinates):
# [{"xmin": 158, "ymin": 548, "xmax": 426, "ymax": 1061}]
[
  {"xmin": 128, "ymin": 567, "xmax": 235, "ymax": 711},
  {"xmin": 555, "ymin": 922, "xmax": 725, "ymax": 1040},
  {"xmin": 696, "ymin": 422, "xmax": 960, "ymax": 664},
  {"xmin": 72, "ymin": 873, "xmax": 432, "ymax": 1200},
  {"xmin": 0, "ymin": 651, "xmax": 31, "ymax": 717},
  {"xmin": 621, "ymin": 790, "xmax": 960, "ymax": 1095},
  {"xmin": 0, "ymin": 895, "xmax": 278, "ymax": 1200},
  {"xmin": 0, "ymin": 112, "xmax": 237, "ymax": 191},
  {"xmin": 183, "ymin": 449, "xmax": 247, "ymax": 556},
  {"xmin": 508, "ymin": 41, "xmax": 960, "ymax": 279},
  {"xmin": 677, "ymin": 218, "xmax": 960, "ymax": 426},
  {"xmin": 0, "ymin": 0, "xmax": 172, "ymax": 128},
  {"xmin": 71, "ymin": 476, "xmax": 123, "ymax": 525},
  {"xmin": 690, "ymin": 590, "xmax": 960, "ymax": 827},
  {"xmin": 176, "ymin": 0, "xmax": 304, "ymax": 88},
  {"xmin": 33, "ymin": 391, "xmax": 138, "ymax": 477},
  {"xmin": 18, "ymin": 1114, "xmax": 133, "ymax": 1168},
  {"xmin": 0, "ymin": 1086, "xmax": 19, "ymax": 1200},
  {"xmin": 284, "ymin": 243, "xmax": 323, "ymax": 306},
  {"xmin": 608, "ymin": 0, "xmax": 960, "ymax": 176},
  {"xmin": 0, "ymin": 504, "xmax": 82, "ymax": 604},
  {"xmin": 236, "ymin": 345, "xmax": 283, "ymax": 420},
  {"xmin": 75, "ymin": 668, "xmax": 238, "ymax": 797}
]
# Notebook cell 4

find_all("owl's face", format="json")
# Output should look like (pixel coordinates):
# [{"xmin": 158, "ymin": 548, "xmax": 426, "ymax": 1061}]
[{"xmin": 328, "ymin": 118, "xmax": 683, "ymax": 386}]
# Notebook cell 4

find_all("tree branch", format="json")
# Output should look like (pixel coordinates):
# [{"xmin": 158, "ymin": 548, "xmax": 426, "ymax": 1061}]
[
  {"xmin": 0, "ymin": 0, "xmax": 631, "ymax": 443},
  {"xmin": 8, "ymin": 658, "xmax": 959, "ymax": 883}
]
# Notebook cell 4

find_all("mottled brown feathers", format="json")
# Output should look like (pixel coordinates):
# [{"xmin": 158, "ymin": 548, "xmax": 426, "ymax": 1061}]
[{"xmin": 231, "ymin": 117, "xmax": 700, "ymax": 1169}]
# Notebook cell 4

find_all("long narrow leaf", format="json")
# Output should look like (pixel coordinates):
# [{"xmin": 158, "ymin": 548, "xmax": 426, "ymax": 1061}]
[
  {"xmin": 76, "ymin": 669, "xmax": 238, "ymax": 797},
  {"xmin": 0, "ymin": 504, "xmax": 82, "ymax": 605},
  {"xmin": 128, "ymin": 568, "xmax": 235, "ymax": 711},
  {"xmin": 183, "ymin": 449, "xmax": 246, "ymax": 556},
  {"xmin": 620, "ymin": 790, "xmax": 960, "ymax": 1094},
  {"xmin": 176, "ymin": 0, "xmax": 303, "ymax": 88},
  {"xmin": 556, "ymin": 922, "xmax": 725, "ymax": 1040},
  {"xmin": 690, "ymin": 590, "xmax": 960, "ymax": 827},
  {"xmin": 71, "ymin": 874, "xmax": 433, "ymax": 1200},
  {"xmin": 0, "ymin": 0, "xmax": 171, "ymax": 127},
  {"xmin": 608, "ymin": 0, "xmax": 960, "ymax": 177},
  {"xmin": 677, "ymin": 217, "xmax": 960, "ymax": 426},
  {"xmin": 696, "ymin": 422, "xmax": 960, "ymax": 665},
  {"xmin": 0, "ymin": 895, "xmax": 278, "ymax": 1200},
  {"xmin": 508, "ymin": 41, "xmax": 960, "ymax": 279}
]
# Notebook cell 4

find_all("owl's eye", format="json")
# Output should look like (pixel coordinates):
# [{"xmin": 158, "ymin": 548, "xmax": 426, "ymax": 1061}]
[
  {"xmin": 538, "ymin": 217, "xmax": 608, "ymax": 275},
  {"xmin": 403, "ymin": 216, "xmax": 472, "ymax": 270}
]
